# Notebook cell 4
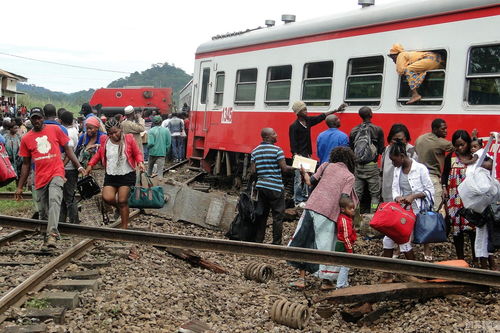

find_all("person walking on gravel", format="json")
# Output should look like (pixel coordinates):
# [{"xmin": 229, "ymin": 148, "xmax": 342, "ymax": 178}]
[
  {"xmin": 147, "ymin": 116, "xmax": 171, "ymax": 179},
  {"xmin": 85, "ymin": 118, "xmax": 145, "ymax": 229},
  {"xmin": 15, "ymin": 107, "xmax": 86, "ymax": 248},
  {"xmin": 250, "ymin": 128, "xmax": 293, "ymax": 245}
]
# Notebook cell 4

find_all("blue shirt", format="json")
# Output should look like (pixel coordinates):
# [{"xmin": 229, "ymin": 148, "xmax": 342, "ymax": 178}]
[
  {"xmin": 316, "ymin": 128, "xmax": 349, "ymax": 164},
  {"xmin": 251, "ymin": 142, "xmax": 285, "ymax": 192},
  {"xmin": 44, "ymin": 120, "xmax": 68, "ymax": 136}
]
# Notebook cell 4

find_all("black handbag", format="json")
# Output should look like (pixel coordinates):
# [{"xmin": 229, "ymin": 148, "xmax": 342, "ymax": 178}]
[
  {"xmin": 458, "ymin": 207, "xmax": 489, "ymax": 227},
  {"xmin": 77, "ymin": 175, "xmax": 101, "ymax": 200}
]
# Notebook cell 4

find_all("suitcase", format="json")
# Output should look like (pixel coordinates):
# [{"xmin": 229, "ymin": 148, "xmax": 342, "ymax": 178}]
[{"xmin": 369, "ymin": 202, "xmax": 416, "ymax": 244}]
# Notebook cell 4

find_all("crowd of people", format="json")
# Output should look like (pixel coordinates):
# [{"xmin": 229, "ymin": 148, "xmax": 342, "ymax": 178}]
[
  {"xmin": 250, "ymin": 100, "xmax": 498, "ymax": 290},
  {"xmin": 0, "ymin": 102, "xmax": 188, "ymax": 248}
]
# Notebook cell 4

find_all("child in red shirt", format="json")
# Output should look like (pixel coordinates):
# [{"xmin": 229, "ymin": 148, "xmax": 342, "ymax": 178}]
[{"xmin": 335, "ymin": 195, "xmax": 357, "ymax": 288}]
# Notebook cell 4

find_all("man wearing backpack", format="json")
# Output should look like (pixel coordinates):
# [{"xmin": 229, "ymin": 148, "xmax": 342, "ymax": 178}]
[{"xmin": 349, "ymin": 107, "xmax": 385, "ymax": 213}]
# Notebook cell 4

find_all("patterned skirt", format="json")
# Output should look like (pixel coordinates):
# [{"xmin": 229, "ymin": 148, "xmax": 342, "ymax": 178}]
[{"xmin": 404, "ymin": 54, "xmax": 442, "ymax": 90}]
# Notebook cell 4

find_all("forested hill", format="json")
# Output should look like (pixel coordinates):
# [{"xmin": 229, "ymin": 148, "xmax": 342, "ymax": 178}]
[
  {"xmin": 16, "ymin": 84, "xmax": 95, "ymax": 113},
  {"xmin": 107, "ymin": 63, "xmax": 192, "ymax": 101},
  {"xmin": 16, "ymin": 63, "xmax": 192, "ymax": 113},
  {"xmin": 17, "ymin": 84, "xmax": 94, "ymax": 105}
]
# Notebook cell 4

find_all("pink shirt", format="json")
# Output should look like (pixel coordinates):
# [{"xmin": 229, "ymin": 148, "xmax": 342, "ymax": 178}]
[{"xmin": 305, "ymin": 162, "xmax": 357, "ymax": 222}]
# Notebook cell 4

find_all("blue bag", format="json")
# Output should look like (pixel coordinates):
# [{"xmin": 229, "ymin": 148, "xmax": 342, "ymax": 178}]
[{"xmin": 413, "ymin": 193, "xmax": 447, "ymax": 244}]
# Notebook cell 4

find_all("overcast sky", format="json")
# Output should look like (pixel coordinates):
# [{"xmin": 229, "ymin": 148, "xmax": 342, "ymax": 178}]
[{"xmin": 2, "ymin": 0, "xmax": 398, "ymax": 93}]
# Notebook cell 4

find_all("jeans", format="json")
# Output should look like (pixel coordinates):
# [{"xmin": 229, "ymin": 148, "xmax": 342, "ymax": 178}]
[
  {"xmin": 148, "ymin": 156, "xmax": 166, "ymax": 179},
  {"xmin": 59, "ymin": 169, "xmax": 79, "ymax": 224},
  {"xmin": 35, "ymin": 176, "xmax": 64, "ymax": 236},
  {"xmin": 293, "ymin": 169, "xmax": 308, "ymax": 205},
  {"xmin": 172, "ymin": 136, "xmax": 185, "ymax": 161},
  {"xmin": 354, "ymin": 162, "xmax": 381, "ymax": 213},
  {"xmin": 142, "ymin": 144, "xmax": 149, "ymax": 161},
  {"xmin": 254, "ymin": 187, "xmax": 285, "ymax": 245},
  {"xmin": 336, "ymin": 266, "xmax": 350, "ymax": 288}
]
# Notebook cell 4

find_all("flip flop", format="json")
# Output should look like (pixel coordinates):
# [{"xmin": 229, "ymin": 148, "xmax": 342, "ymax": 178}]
[{"xmin": 288, "ymin": 280, "xmax": 306, "ymax": 289}]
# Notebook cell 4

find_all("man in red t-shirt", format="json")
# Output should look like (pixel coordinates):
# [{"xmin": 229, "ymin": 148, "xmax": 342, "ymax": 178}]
[{"xmin": 15, "ymin": 107, "xmax": 86, "ymax": 248}]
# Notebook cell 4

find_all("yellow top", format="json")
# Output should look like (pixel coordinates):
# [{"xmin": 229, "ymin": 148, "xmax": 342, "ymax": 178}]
[{"xmin": 395, "ymin": 51, "xmax": 434, "ymax": 74}]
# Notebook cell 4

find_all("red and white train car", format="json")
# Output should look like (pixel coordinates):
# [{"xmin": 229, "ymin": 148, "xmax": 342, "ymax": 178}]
[{"xmin": 187, "ymin": 0, "xmax": 500, "ymax": 171}]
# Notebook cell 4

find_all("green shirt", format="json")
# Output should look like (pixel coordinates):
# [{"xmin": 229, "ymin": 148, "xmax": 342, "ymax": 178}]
[{"xmin": 147, "ymin": 126, "xmax": 171, "ymax": 157}]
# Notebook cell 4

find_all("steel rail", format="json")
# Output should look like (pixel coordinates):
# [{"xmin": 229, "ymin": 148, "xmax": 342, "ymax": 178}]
[
  {"xmin": 0, "ymin": 215, "xmax": 499, "ymax": 287},
  {"xmin": 0, "ymin": 211, "xmax": 139, "ymax": 317},
  {"xmin": 0, "ymin": 230, "xmax": 30, "ymax": 247},
  {"xmin": 0, "ymin": 192, "xmax": 80, "ymax": 200}
]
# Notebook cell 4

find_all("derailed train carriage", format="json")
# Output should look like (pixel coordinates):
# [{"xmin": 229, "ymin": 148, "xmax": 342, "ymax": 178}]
[{"xmin": 185, "ymin": 0, "xmax": 500, "ymax": 176}]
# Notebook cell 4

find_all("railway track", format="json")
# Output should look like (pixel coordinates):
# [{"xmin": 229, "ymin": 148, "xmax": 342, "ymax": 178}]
[
  {"xmin": 1, "ymin": 215, "xmax": 499, "ymax": 288},
  {"xmin": 0, "ymin": 211, "xmax": 140, "ymax": 323}
]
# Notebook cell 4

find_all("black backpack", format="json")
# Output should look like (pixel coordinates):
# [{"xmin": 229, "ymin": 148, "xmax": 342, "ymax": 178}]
[
  {"xmin": 353, "ymin": 123, "xmax": 377, "ymax": 164},
  {"xmin": 225, "ymin": 191, "xmax": 256, "ymax": 241}
]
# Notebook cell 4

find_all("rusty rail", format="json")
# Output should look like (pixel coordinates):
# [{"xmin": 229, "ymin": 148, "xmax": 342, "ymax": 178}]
[
  {"xmin": 0, "ymin": 230, "xmax": 30, "ymax": 247},
  {"xmin": 0, "ymin": 211, "xmax": 139, "ymax": 317},
  {"xmin": 0, "ymin": 214, "xmax": 499, "ymax": 287},
  {"xmin": 0, "ymin": 192, "xmax": 80, "ymax": 201}
]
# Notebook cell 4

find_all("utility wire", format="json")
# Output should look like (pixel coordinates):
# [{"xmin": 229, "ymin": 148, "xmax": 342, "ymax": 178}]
[{"xmin": 0, "ymin": 51, "xmax": 131, "ymax": 74}]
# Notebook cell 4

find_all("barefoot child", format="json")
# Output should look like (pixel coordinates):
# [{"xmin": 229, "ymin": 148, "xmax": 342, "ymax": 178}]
[{"xmin": 335, "ymin": 195, "xmax": 357, "ymax": 288}]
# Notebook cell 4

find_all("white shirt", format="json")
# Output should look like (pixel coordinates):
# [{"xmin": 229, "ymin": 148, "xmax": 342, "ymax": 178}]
[
  {"xmin": 392, "ymin": 158, "xmax": 435, "ymax": 213},
  {"xmin": 64, "ymin": 126, "xmax": 79, "ymax": 170},
  {"xmin": 105, "ymin": 140, "xmax": 134, "ymax": 175},
  {"xmin": 161, "ymin": 119, "xmax": 170, "ymax": 128}
]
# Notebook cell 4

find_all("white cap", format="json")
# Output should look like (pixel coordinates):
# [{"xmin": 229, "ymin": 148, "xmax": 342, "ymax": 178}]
[{"xmin": 124, "ymin": 105, "xmax": 134, "ymax": 115}]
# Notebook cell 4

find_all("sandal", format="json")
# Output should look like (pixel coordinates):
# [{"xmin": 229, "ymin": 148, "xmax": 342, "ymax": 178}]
[
  {"xmin": 424, "ymin": 255, "xmax": 433, "ymax": 262},
  {"xmin": 288, "ymin": 280, "xmax": 306, "ymax": 289}
]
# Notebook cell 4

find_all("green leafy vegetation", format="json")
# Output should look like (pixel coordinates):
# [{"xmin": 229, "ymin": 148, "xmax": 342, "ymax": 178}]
[
  {"xmin": 0, "ymin": 183, "xmax": 35, "ymax": 216},
  {"xmin": 26, "ymin": 298, "xmax": 50, "ymax": 309},
  {"xmin": 107, "ymin": 63, "xmax": 192, "ymax": 103},
  {"xmin": 16, "ymin": 63, "xmax": 192, "ymax": 112}
]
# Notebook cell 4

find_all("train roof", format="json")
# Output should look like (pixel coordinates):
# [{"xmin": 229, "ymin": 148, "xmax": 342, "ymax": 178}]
[{"xmin": 196, "ymin": 0, "xmax": 499, "ymax": 55}]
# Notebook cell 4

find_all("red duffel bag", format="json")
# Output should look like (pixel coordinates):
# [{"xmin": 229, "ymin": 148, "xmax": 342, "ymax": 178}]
[
  {"xmin": 0, "ymin": 143, "xmax": 16, "ymax": 187},
  {"xmin": 369, "ymin": 202, "xmax": 416, "ymax": 244}
]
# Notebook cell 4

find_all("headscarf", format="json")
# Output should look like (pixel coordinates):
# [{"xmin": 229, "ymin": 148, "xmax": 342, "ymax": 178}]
[
  {"xmin": 389, "ymin": 43, "xmax": 404, "ymax": 55},
  {"xmin": 86, "ymin": 116, "xmax": 100, "ymax": 129}
]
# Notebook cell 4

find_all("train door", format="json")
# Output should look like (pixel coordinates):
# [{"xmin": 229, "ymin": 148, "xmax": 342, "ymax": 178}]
[
  {"xmin": 199, "ymin": 61, "xmax": 212, "ymax": 132},
  {"xmin": 188, "ymin": 61, "xmax": 212, "ymax": 167}
]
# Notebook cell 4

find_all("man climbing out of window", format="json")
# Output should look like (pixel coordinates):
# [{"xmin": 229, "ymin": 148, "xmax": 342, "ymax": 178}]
[{"xmin": 388, "ymin": 43, "xmax": 442, "ymax": 104}]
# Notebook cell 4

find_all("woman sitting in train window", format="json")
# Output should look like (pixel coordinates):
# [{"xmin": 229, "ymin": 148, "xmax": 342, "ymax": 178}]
[{"xmin": 388, "ymin": 43, "xmax": 442, "ymax": 104}]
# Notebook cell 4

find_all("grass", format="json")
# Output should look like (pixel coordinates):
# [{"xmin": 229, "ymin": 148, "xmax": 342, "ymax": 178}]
[
  {"xmin": 18, "ymin": 95, "xmax": 81, "ymax": 115},
  {"xmin": 0, "ymin": 182, "xmax": 34, "ymax": 216},
  {"xmin": 25, "ymin": 298, "xmax": 50, "ymax": 309}
]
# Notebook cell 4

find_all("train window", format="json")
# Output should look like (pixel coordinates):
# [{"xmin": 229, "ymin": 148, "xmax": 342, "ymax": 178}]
[
  {"xmin": 397, "ymin": 49, "xmax": 447, "ymax": 105},
  {"xmin": 265, "ymin": 65, "xmax": 292, "ymax": 106},
  {"xmin": 214, "ymin": 72, "xmax": 225, "ymax": 107},
  {"xmin": 235, "ymin": 68, "xmax": 257, "ymax": 105},
  {"xmin": 345, "ymin": 56, "xmax": 384, "ymax": 106},
  {"xmin": 302, "ymin": 61, "xmax": 333, "ymax": 106},
  {"xmin": 200, "ymin": 68, "xmax": 210, "ymax": 104},
  {"xmin": 466, "ymin": 44, "xmax": 500, "ymax": 105}
]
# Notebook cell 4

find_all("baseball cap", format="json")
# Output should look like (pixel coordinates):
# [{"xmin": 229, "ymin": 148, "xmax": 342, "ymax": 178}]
[{"xmin": 30, "ymin": 107, "xmax": 44, "ymax": 119}]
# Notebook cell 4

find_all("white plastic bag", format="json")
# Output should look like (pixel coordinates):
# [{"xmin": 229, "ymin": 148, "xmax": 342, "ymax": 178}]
[{"xmin": 459, "ymin": 133, "xmax": 500, "ymax": 213}]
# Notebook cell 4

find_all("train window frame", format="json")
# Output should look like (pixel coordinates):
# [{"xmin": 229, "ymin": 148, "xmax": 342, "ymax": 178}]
[
  {"xmin": 234, "ymin": 68, "xmax": 258, "ymax": 105},
  {"xmin": 465, "ymin": 44, "xmax": 500, "ymax": 107},
  {"xmin": 344, "ymin": 56, "xmax": 384, "ymax": 106},
  {"xmin": 200, "ymin": 67, "xmax": 210, "ymax": 105},
  {"xmin": 265, "ymin": 65, "xmax": 293, "ymax": 106},
  {"xmin": 214, "ymin": 71, "xmax": 225, "ymax": 108},
  {"xmin": 396, "ymin": 49, "xmax": 448, "ymax": 106},
  {"xmin": 301, "ymin": 61, "xmax": 334, "ymax": 107}
]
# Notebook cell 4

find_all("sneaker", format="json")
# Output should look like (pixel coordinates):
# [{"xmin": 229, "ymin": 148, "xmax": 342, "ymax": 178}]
[
  {"xmin": 46, "ymin": 234, "xmax": 58, "ymax": 249},
  {"xmin": 296, "ymin": 202, "xmax": 306, "ymax": 209}
]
